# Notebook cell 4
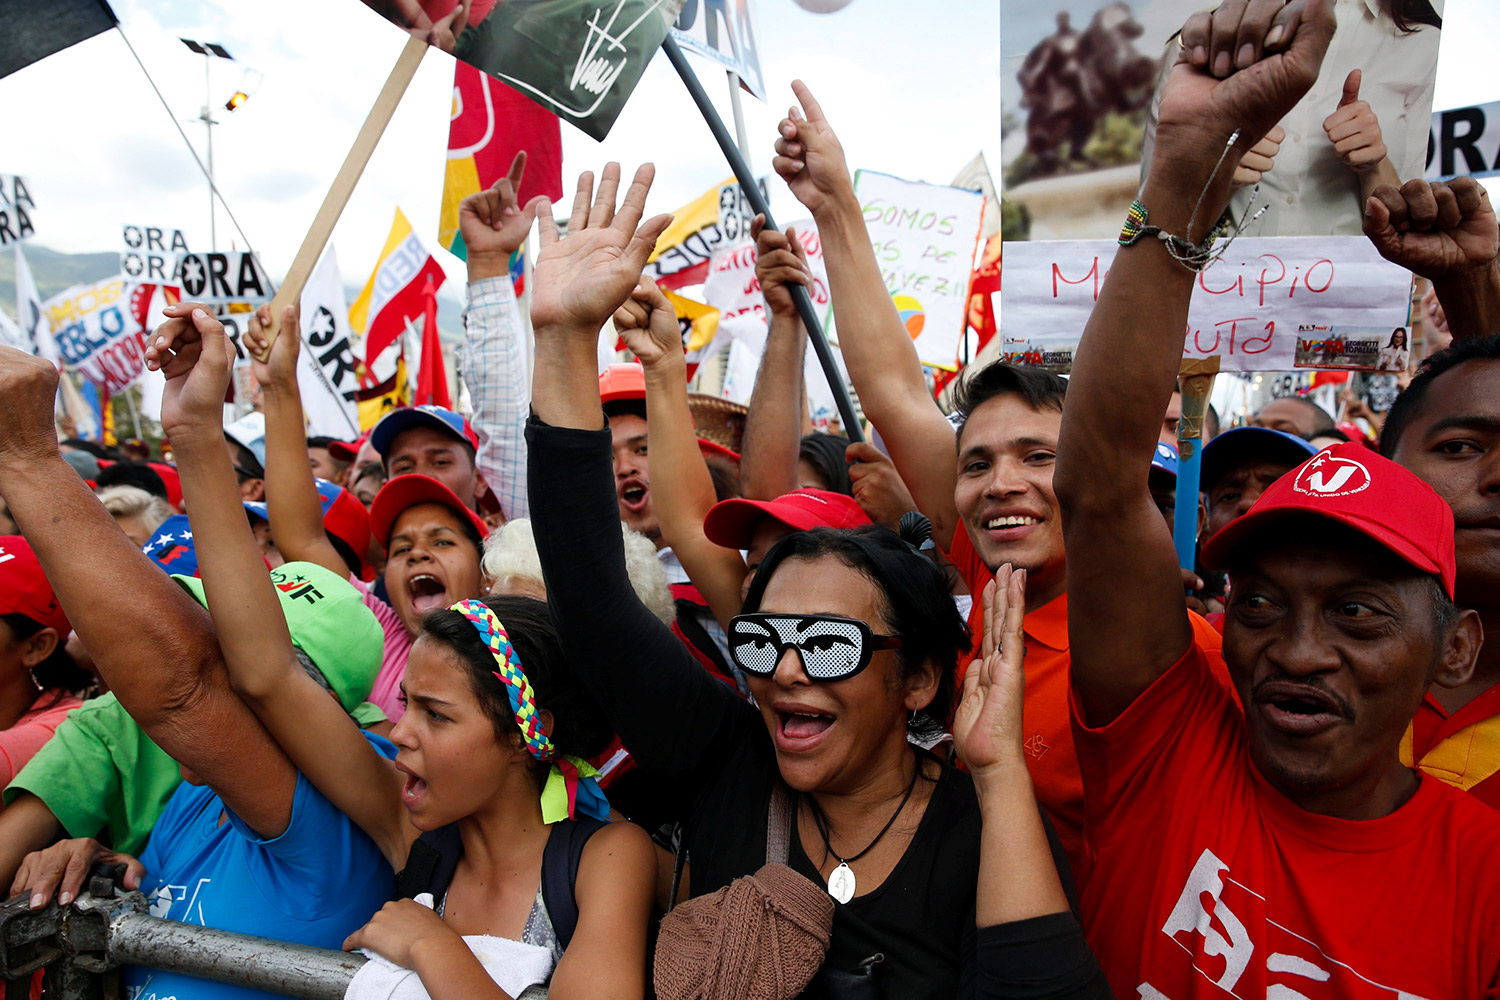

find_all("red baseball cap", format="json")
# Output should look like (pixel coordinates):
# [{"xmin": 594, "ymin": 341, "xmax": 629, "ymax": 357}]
[
  {"xmin": 704, "ymin": 489, "xmax": 872, "ymax": 550},
  {"xmin": 369, "ymin": 474, "xmax": 490, "ymax": 550},
  {"xmin": 1201, "ymin": 442, "xmax": 1456, "ymax": 598},
  {"xmin": 147, "ymin": 462, "xmax": 183, "ymax": 509},
  {"xmin": 0, "ymin": 537, "xmax": 70, "ymax": 638},
  {"xmin": 314, "ymin": 478, "xmax": 372, "ymax": 564},
  {"xmin": 599, "ymin": 363, "xmax": 646, "ymax": 405},
  {"xmin": 698, "ymin": 438, "xmax": 742, "ymax": 464},
  {"xmin": 328, "ymin": 435, "xmax": 366, "ymax": 463}
]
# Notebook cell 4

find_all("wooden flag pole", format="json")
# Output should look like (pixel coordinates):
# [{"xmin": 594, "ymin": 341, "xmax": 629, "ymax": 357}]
[{"xmin": 257, "ymin": 34, "xmax": 428, "ymax": 359}]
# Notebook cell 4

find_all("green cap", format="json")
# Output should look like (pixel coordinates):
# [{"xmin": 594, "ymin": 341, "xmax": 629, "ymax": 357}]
[{"xmin": 171, "ymin": 561, "xmax": 385, "ymax": 715}]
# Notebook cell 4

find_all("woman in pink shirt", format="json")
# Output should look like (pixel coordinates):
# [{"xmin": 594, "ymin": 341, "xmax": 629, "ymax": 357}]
[{"xmin": 0, "ymin": 536, "xmax": 94, "ymax": 789}]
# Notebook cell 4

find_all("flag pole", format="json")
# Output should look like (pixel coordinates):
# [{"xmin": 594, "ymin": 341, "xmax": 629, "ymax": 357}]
[{"xmin": 661, "ymin": 35, "xmax": 864, "ymax": 443}]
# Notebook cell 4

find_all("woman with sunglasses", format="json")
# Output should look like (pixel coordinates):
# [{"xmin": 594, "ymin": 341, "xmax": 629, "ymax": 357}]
[{"xmin": 524, "ymin": 162, "xmax": 1107, "ymax": 997}]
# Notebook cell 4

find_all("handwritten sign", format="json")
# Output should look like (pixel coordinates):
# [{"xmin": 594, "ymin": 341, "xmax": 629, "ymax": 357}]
[
  {"xmin": 847, "ymin": 170, "xmax": 984, "ymax": 372},
  {"xmin": 44, "ymin": 277, "xmax": 149, "ymax": 394},
  {"xmin": 0, "ymin": 175, "xmax": 37, "ymax": 247},
  {"xmin": 1000, "ymin": 236, "xmax": 1413, "ymax": 373},
  {"xmin": 701, "ymin": 218, "xmax": 830, "ymax": 339}
]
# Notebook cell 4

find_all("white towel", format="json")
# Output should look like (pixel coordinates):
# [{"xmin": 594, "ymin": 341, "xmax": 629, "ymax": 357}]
[{"xmin": 344, "ymin": 894, "xmax": 555, "ymax": 1000}]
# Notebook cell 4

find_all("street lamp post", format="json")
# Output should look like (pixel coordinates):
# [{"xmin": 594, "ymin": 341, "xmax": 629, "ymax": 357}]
[{"xmin": 179, "ymin": 39, "xmax": 235, "ymax": 252}]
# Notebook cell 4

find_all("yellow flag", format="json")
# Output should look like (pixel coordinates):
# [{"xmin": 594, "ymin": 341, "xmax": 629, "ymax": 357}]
[
  {"xmin": 662, "ymin": 289, "xmax": 720, "ymax": 354},
  {"xmin": 357, "ymin": 355, "xmax": 411, "ymax": 432}
]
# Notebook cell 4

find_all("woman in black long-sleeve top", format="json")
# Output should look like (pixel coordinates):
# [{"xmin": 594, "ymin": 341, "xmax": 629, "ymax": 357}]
[{"xmin": 523, "ymin": 160, "xmax": 1110, "ymax": 1000}]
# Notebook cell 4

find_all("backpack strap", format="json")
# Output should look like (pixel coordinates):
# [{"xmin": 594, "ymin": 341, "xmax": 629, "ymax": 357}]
[
  {"xmin": 540, "ymin": 818, "xmax": 608, "ymax": 949},
  {"xmin": 765, "ymin": 779, "xmax": 793, "ymax": 866},
  {"xmin": 395, "ymin": 823, "xmax": 464, "ymax": 902}
]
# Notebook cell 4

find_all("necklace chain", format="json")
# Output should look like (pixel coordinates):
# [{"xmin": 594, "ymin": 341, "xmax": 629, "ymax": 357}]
[{"xmin": 806, "ymin": 754, "xmax": 921, "ymax": 868}]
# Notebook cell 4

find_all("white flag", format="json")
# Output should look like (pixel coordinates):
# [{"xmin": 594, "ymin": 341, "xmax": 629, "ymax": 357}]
[
  {"xmin": 14, "ymin": 245, "xmax": 58, "ymax": 363},
  {"xmin": 951, "ymin": 152, "xmax": 1001, "ymax": 240},
  {"xmin": 298, "ymin": 249, "xmax": 361, "ymax": 439},
  {"xmin": 0, "ymin": 308, "xmax": 26, "ymax": 352}
]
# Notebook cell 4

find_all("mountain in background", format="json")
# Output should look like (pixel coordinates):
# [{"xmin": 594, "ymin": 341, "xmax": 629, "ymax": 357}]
[{"xmin": 0, "ymin": 244, "xmax": 469, "ymax": 343}]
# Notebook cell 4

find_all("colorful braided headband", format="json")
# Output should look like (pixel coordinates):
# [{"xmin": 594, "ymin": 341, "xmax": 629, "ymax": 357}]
[{"xmin": 450, "ymin": 599, "xmax": 609, "ymax": 824}]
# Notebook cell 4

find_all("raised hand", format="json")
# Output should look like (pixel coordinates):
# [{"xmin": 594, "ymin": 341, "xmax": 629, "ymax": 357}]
[
  {"xmin": 144, "ymin": 302, "xmax": 233, "ymax": 438},
  {"xmin": 245, "ymin": 304, "xmax": 301, "ymax": 391},
  {"xmin": 423, "ymin": 1, "xmax": 466, "ymax": 53},
  {"xmin": 613, "ymin": 277, "xmax": 683, "ymax": 369},
  {"xmin": 772, "ymin": 80, "xmax": 853, "ymax": 217},
  {"xmin": 952, "ymin": 565, "xmax": 1029, "ymax": 779},
  {"xmin": 753, "ymin": 214, "xmax": 811, "ymax": 318},
  {"xmin": 1322, "ymin": 69, "xmax": 1388, "ymax": 173},
  {"xmin": 460, "ymin": 151, "xmax": 547, "ymax": 281},
  {"xmin": 0, "ymin": 346, "xmax": 61, "ymax": 468},
  {"xmin": 1158, "ymin": 0, "xmax": 1335, "ymax": 182},
  {"xmin": 1363, "ymin": 177, "xmax": 1500, "ymax": 281},
  {"xmin": 846, "ymin": 441, "xmax": 919, "ymax": 530},
  {"xmin": 531, "ymin": 162, "xmax": 674, "ymax": 339},
  {"xmin": 1233, "ymin": 124, "xmax": 1284, "ymax": 187}
]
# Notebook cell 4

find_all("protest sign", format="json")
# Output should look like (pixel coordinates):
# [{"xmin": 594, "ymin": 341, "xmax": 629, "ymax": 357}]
[
  {"xmin": 1001, "ymin": 236, "xmax": 1413, "ymax": 373},
  {"xmin": 1426, "ymin": 100, "xmax": 1500, "ymax": 181},
  {"xmin": 644, "ymin": 176, "xmax": 762, "ymax": 289},
  {"xmin": 358, "ymin": 0, "xmax": 683, "ymax": 140},
  {"xmin": 847, "ymin": 170, "xmax": 984, "ymax": 372},
  {"xmin": 176, "ymin": 252, "xmax": 272, "ymax": 304},
  {"xmin": 439, "ymin": 61, "xmax": 563, "ymax": 258},
  {"xmin": 1002, "ymin": 0, "xmax": 1442, "ymax": 239},
  {"xmin": 1294, "ymin": 325, "xmax": 1411, "ymax": 372},
  {"xmin": 0, "ymin": 175, "xmax": 37, "ymax": 247},
  {"xmin": 122, "ymin": 225, "xmax": 189, "ymax": 283},
  {"xmin": 701, "ymin": 218, "xmax": 830, "ymax": 335},
  {"xmin": 44, "ymin": 277, "xmax": 148, "ymax": 395},
  {"xmin": 670, "ymin": 0, "xmax": 764, "ymax": 100}
]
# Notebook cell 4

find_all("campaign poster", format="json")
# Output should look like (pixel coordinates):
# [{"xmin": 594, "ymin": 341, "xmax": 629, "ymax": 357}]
[
  {"xmin": 1294, "ymin": 324, "xmax": 1411, "ymax": 372},
  {"xmin": 1001, "ymin": 0, "xmax": 1444, "ymax": 240},
  {"xmin": 44, "ymin": 277, "xmax": 148, "ymax": 395},
  {"xmin": 356, "ymin": 0, "xmax": 684, "ymax": 140}
]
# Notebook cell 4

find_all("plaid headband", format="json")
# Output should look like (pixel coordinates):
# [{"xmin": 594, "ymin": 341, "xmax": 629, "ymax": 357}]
[{"xmin": 449, "ymin": 599, "xmax": 608, "ymax": 823}]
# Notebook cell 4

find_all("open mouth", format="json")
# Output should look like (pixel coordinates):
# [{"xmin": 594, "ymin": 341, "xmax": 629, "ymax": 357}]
[
  {"xmin": 619, "ymin": 481, "xmax": 649, "ymax": 513},
  {"xmin": 396, "ymin": 762, "xmax": 429, "ymax": 810},
  {"xmin": 774, "ymin": 706, "xmax": 837, "ymax": 752},
  {"xmin": 1255, "ymin": 683, "xmax": 1346, "ymax": 736},
  {"xmin": 407, "ymin": 573, "xmax": 450, "ymax": 615}
]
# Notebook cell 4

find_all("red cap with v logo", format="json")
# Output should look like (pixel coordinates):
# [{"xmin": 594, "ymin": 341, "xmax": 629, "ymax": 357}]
[{"xmin": 1201, "ymin": 441, "xmax": 1456, "ymax": 598}]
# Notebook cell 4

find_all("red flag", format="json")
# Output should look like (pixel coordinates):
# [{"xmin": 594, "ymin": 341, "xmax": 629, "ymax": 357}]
[{"xmin": 414, "ymin": 276, "xmax": 451, "ymax": 409}]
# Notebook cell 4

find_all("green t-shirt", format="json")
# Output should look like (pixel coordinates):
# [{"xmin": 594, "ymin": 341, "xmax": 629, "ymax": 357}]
[{"xmin": 4, "ymin": 694, "xmax": 387, "ymax": 857}]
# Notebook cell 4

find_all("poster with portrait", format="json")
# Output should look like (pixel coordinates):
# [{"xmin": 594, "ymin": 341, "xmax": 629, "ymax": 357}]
[
  {"xmin": 356, "ymin": 0, "xmax": 684, "ymax": 140},
  {"xmin": 1293, "ymin": 324, "xmax": 1411, "ymax": 372},
  {"xmin": 1000, "ymin": 0, "xmax": 1445, "ymax": 241}
]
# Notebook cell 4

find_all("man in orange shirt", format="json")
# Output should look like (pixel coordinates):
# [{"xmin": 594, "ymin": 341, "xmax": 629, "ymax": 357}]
[
  {"xmin": 1056, "ymin": 4, "xmax": 1500, "ymax": 994},
  {"xmin": 1364, "ymin": 174, "xmax": 1500, "ymax": 805},
  {"xmin": 774, "ymin": 84, "xmax": 1221, "ymax": 873}
]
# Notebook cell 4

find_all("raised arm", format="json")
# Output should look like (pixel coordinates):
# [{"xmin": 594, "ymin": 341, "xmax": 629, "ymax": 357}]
[
  {"xmin": 527, "ymin": 164, "xmax": 758, "ymax": 784},
  {"xmin": 771, "ymin": 82, "xmax": 964, "ymax": 547},
  {"xmin": 1056, "ymin": 0, "xmax": 1334, "ymax": 727},
  {"xmin": 247, "ymin": 308, "xmax": 348, "ymax": 577},
  {"xmin": 738, "ymin": 216, "xmax": 812, "ymax": 500},
  {"xmin": 0, "ymin": 338, "xmax": 296, "ymax": 839},
  {"xmin": 1363, "ymin": 177, "xmax": 1500, "ymax": 341},
  {"xmin": 460, "ymin": 152, "xmax": 546, "ymax": 520},
  {"xmin": 614, "ymin": 277, "xmax": 747, "ymax": 629},
  {"xmin": 166, "ymin": 305, "xmax": 412, "ymax": 865}
]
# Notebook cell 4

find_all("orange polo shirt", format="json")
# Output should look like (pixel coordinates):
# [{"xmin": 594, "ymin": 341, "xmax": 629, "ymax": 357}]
[
  {"xmin": 1404, "ymin": 686, "xmax": 1500, "ymax": 810},
  {"xmin": 943, "ymin": 525, "xmax": 1225, "ymax": 875}
]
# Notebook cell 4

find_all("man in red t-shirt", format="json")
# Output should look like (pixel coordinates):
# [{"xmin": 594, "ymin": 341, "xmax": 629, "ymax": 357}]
[
  {"xmin": 1056, "ymin": 5, "xmax": 1500, "ymax": 995},
  {"xmin": 1364, "ymin": 175, "xmax": 1500, "ymax": 808}
]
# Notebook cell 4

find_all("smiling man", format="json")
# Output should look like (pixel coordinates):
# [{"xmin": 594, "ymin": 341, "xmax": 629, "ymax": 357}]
[{"xmin": 1055, "ymin": 3, "xmax": 1500, "ymax": 992}]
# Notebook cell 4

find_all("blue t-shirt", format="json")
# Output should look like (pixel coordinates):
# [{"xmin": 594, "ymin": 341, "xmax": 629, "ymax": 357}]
[{"xmin": 125, "ymin": 732, "xmax": 397, "ymax": 1000}]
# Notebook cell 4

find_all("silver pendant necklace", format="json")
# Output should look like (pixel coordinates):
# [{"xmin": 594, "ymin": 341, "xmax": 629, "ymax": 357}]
[{"xmin": 807, "ymin": 756, "xmax": 920, "ymax": 905}]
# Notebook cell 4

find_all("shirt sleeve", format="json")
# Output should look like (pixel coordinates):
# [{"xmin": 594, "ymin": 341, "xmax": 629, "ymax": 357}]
[
  {"xmin": 526, "ymin": 415, "xmax": 760, "ymax": 797},
  {"xmin": 223, "ymin": 732, "xmax": 397, "ymax": 911},
  {"xmin": 460, "ymin": 276, "xmax": 531, "ymax": 521},
  {"xmin": 6, "ymin": 706, "xmax": 121, "ymax": 840},
  {"xmin": 0, "ymin": 697, "xmax": 78, "ymax": 785},
  {"xmin": 350, "ymin": 575, "xmax": 411, "ymax": 720},
  {"xmin": 973, "ymin": 912, "xmax": 1114, "ymax": 1000}
]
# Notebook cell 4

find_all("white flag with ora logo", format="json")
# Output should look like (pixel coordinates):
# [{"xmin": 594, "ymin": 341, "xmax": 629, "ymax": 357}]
[{"xmin": 298, "ymin": 249, "xmax": 362, "ymax": 439}]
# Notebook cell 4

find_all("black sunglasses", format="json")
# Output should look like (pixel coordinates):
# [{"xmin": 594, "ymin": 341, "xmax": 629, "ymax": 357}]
[{"xmin": 729, "ymin": 613, "xmax": 903, "ymax": 682}]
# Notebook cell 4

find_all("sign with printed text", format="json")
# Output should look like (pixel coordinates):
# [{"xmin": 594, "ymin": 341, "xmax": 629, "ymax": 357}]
[
  {"xmin": 44, "ymin": 277, "xmax": 148, "ymax": 394},
  {"xmin": 702, "ymin": 219, "xmax": 830, "ymax": 335},
  {"xmin": 121, "ymin": 225, "xmax": 189, "ymax": 282},
  {"xmin": 848, "ymin": 170, "xmax": 985, "ymax": 372},
  {"xmin": 669, "ymin": 0, "xmax": 765, "ymax": 101},
  {"xmin": 1426, "ymin": 100, "xmax": 1500, "ymax": 181},
  {"xmin": 644, "ymin": 176, "xmax": 765, "ymax": 290},
  {"xmin": 176, "ymin": 252, "xmax": 273, "ymax": 304},
  {"xmin": 0, "ymin": 174, "xmax": 37, "ymax": 247},
  {"xmin": 1000, "ymin": 236, "xmax": 1414, "ymax": 373},
  {"xmin": 1294, "ymin": 325, "xmax": 1412, "ymax": 372}
]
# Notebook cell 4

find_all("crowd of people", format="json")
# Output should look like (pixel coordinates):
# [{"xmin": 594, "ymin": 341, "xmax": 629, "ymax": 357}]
[{"xmin": 3, "ymin": 2, "xmax": 1500, "ymax": 997}]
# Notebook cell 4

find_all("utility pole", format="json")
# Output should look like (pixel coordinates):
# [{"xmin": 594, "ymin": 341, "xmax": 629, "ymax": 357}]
[{"xmin": 179, "ymin": 39, "xmax": 236, "ymax": 252}]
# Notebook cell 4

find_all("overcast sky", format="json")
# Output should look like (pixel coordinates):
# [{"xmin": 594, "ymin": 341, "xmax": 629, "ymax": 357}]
[
  {"xmin": 2, "ymin": 0, "xmax": 1495, "ymax": 302},
  {"xmin": 0, "ymin": 0, "xmax": 998, "ymax": 300}
]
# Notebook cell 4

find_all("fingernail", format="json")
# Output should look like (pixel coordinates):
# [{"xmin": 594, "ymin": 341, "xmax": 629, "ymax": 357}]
[
  {"xmin": 1236, "ymin": 43, "xmax": 1254, "ymax": 69},
  {"xmin": 193, "ymin": 308, "xmax": 207, "ymax": 320},
  {"xmin": 157, "ymin": 337, "xmax": 166, "ymax": 347},
  {"xmin": 30, "ymin": 894, "xmax": 42, "ymax": 909},
  {"xmin": 792, "ymin": 160, "xmax": 805, "ymax": 171},
  {"xmin": 58, "ymin": 892, "xmax": 71, "ymax": 906},
  {"xmin": 1213, "ymin": 51, "xmax": 1231, "ymax": 77},
  {"xmin": 1192, "ymin": 46, "xmax": 1207, "ymax": 65},
  {"xmin": 1265, "ymin": 25, "xmax": 1284, "ymax": 47}
]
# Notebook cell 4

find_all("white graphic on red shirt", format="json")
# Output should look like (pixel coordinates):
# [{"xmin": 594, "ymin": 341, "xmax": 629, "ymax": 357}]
[{"xmin": 1145, "ymin": 848, "xmax": 1431, "ymax": 999}]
